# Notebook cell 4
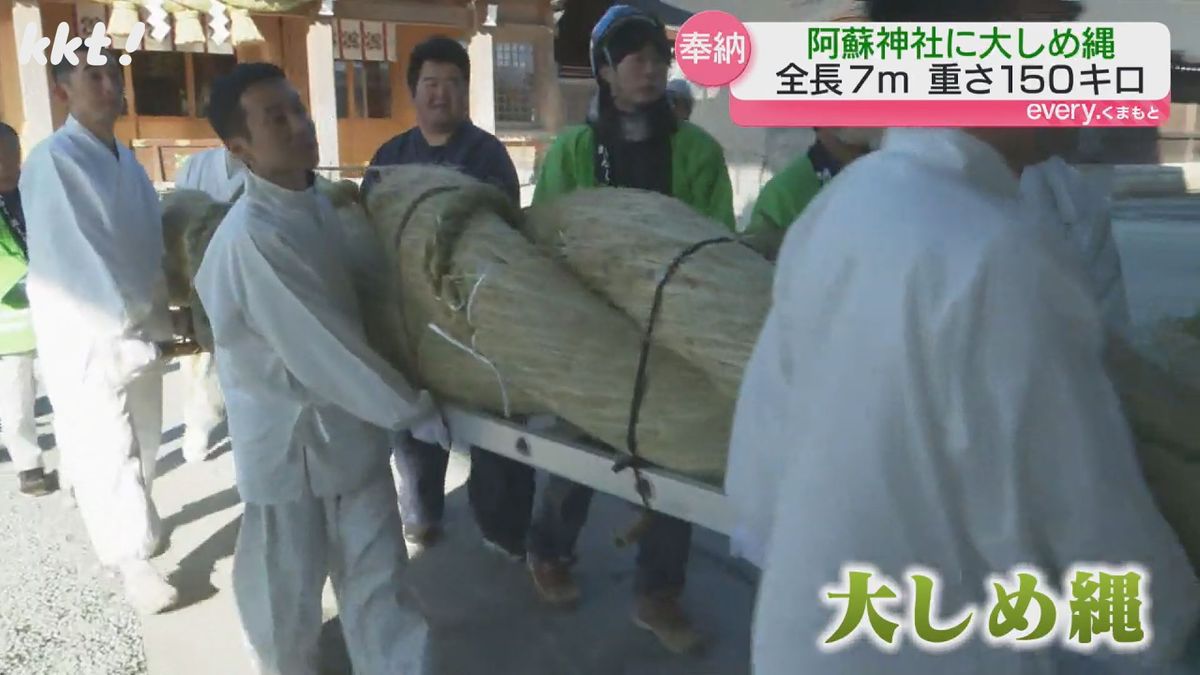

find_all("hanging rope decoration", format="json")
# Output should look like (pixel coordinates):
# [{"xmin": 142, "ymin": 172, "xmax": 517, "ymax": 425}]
[
  {"xmin": 88, "ymin": 0, "xmax": 286, "ymax": 46},
  {"xmin": 208, "ymin": 0, "xmax": 230, "ymax": 44},
  {"xmin": 144, "ymin": 0, "xmax": 171, "ymax": 41}
]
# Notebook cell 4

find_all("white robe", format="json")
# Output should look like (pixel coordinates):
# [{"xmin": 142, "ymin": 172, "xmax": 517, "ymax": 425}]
[
  {"xmin": 175, "ymin": 147, "xmax": 247, "ymax": 203},
  {"xmin": 1019, "ymin": 156, "xmax": 1131, "ymax": 336},
  {"xmin": 727, "ymin": 128, "xmax": 1200, "ymax": 674},
  {"xmin": 172, "ymin": 147, "xmax": 246, "ymax": 461},
  {"xmin": 194, "ymin": 170, "xmax": 430, "ymax": 673},
  {"xmin": 194, "ymin": 169, "xmax": 429, "ymax": 503},
  {"xmin": 20, "ymin": 116, "xmax": 170, "ymax": 565}
]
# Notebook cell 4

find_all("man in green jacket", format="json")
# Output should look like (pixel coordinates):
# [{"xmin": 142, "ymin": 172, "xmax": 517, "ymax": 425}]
[
  {"xmin": 523, "ymin": 5, "xmax": 733, "ymax": 655},
  {"xmin": 744, "ymin": 128, "xmax": 878, "ymax": 260},
  {"xmin": 532, "ymin": 14, "xmax": 734, "ymax": 227},
  {"xmin": 0, "ymin": 123, "xmax": 53, "ymax": 497}
]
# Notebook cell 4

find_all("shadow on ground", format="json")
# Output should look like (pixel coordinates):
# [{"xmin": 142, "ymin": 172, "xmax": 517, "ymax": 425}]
[
  {"xmin": 156, "ymin": 421, "xmax": 231, "ymax": 480},
  {"xmin": 165, "ymin": 487, "xmax": 241, "ymax": 532},
  {"xmin": 168, "ymin": 514, "xmax": 242, "ymax": 611},
  {"xmin": 310, "ymin": 478, "xmax": 754, "ymax": 675}
]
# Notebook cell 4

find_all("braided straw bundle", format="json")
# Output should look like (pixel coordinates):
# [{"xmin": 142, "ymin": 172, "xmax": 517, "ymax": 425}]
[
  {"xmin": 1122, "ymin": 311, "xmax": 1200, "ymax": 574},
  {"xmin": 366, "ymin": 164, "xmax": 734, "ymax": 481},
  {"xmin": 161, "ymin": 188, "xmax": 230, "ymax": 350},
  {"xmin": 523, "ymin": 188, "xmax": 773, "ymax": 400},
  {"xmin": 161, "ymin": 167, "xmax": 772, "ymax": 483}
]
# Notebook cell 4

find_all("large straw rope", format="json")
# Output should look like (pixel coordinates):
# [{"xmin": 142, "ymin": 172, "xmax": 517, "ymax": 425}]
[{"xmin": 366, "ymin": 165, "xmax": 735, "ymax": 481}]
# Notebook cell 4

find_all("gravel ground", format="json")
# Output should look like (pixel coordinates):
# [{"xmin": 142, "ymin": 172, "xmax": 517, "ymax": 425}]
[{"xmin": 0, "ymin": 471, "xmax": 148, "ymax": 675}]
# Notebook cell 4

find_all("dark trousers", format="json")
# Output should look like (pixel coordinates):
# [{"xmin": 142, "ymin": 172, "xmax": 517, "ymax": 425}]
[
  {"xmin": 394, "ymin": 436, "xmax": 692, "ymax": 596},
  {"xmin": 526, "ymin": 473, "xmax": 692, "ymax": 597},
  {"xmin": 392, "ymin": 433, "xmax": 535, "ymax": 552},
  {"xmin": 467, "ymin": 445, "xmax": 535, "ymax": 554}
]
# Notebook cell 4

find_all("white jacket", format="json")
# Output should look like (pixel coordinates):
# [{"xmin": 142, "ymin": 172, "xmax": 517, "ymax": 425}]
[
  {"xmin": 20, "ymin": 116, "xmax": 171, "ymax": 390},
  {"xmin": 728, "ymin": 128, "xmax": 1200, "ymax": 674},
  {"xmin": 194, "ymin": 170, "xmax": 430, "ymax": 504}
]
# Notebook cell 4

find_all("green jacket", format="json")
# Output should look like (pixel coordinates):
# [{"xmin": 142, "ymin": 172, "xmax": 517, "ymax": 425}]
[
  {"xmin": 532, "ymin": 121, "xmax": 736, "ymax": 228},
  {"xmin": 745, "ymin": 154, "xmax": 826, "ymax": 235},
  {"xmin": 0, "ymin": 206, "xmax": 34, "ymax": 355}
]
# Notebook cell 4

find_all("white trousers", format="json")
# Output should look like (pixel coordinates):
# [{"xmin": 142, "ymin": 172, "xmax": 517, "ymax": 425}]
[
  {"xmin": 0, "ymin": 352, "xmax": 42, "ymax": 472},
  {"xmin": 49, "ymin": 368, "xmax": 164, "ymax": 566},
  {"xmin": 180, "ymin": 352, "xmax": 225, "ymax": 457},
  {"xmin": 233, "ymin": 474, "xmax": 430, "ymax": 675}
]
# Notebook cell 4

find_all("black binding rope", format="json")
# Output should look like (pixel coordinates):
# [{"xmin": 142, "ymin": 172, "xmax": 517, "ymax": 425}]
[
  {"xmin": 615, "ymin": 235, "xmax": 743, "ymax": 511},
  {"xmin": 390, "ymin": 185, "xmax": 463, "ymax": 252},
  {"xmin": 386, "ymin": 184, "xmax": 463, "ymax": 398}
]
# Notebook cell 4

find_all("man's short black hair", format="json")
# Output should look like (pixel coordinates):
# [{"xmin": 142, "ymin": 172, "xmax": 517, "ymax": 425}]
[
  {"xmin": 0, "ymin": 122, "xmax": 17, "ymax": 142},
  {"xmin": 407, "ymin": 36, "xmax": 470, "ymax": 93},
  {"xmin": 866, "ymin": 0, "xmax": 1016, "ymax": 21},
  {"xmin": 206, "ymin": 62, "xmax": 287, "ymax": 142},
  {"xmin": 51, "ymin": 47, "xmax": 118, "ymax": 83}
]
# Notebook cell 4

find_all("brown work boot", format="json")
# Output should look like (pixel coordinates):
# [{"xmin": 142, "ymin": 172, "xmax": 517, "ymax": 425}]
[
  {"xmin": 634, "ymin": 592, "xmax": 705, "ymax": 655},
  {"xmin": 527, "ymin": 557, "xmax": 581, "ymax": 608}
]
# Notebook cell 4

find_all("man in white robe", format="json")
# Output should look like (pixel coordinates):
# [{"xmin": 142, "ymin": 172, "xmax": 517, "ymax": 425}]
[
  {"xmin": 725, "ymin": 2, "xmax": 1200, "ymax": 673},
  {"xmin": 172, "ymin": 147, "xmax": 247, "ymax": 462},
  {"xmin": 176, "ymin": 146, "xmax": 247, "ymax": 203},
  {"xmin": 20, "ymin": 48, "xmax": 181, "ymax": 614},
  {"xmin": 194, "ymin": 62, "xmax": 438, "ymax": 674}
]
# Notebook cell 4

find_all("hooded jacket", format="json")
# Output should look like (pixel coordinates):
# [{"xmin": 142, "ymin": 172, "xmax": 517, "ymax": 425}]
[{"xmin": 531, "ymin": 91, "xmax": 735, "ymax": 228}]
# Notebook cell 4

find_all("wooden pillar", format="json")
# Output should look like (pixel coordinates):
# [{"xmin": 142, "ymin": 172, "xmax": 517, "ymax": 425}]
[
  {"xmin": 282, "ymin": 17, "xmax": 312, "ymax": 108},
  {"xmin": 468, "ymin": 28, "xmax": 495, "ymax": 134},
  {"xmin": 0, "ymin": 0, "xmax": 14, "ymax": 125},
  {"xmin": 535, "ymin": 28, "xmax": 563, "ymax": 132},
  {"xmin": 306, "ymin": 16, "xmax": 340, "ymax": 172},
  {"xmin": 8, "ymin": 0, "xmax": 53, "ymax": 149}
]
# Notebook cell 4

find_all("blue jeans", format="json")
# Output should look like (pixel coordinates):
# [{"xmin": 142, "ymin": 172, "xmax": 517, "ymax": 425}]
[
  {"xmin": 391, "ymin": 434, "xmax": 535, "ymax": 554},
  {"xmin": 394, "ymin": 436, "xmax": 692, "ymax": 595},
  {"xmin": 526, "ymin": 474, "xmax": 693, "ymax": 597}
]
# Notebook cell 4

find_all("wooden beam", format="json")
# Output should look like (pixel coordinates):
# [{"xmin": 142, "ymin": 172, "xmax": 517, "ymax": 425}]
[
  {"xmin": 335, "ymin": 0, "xmax": 471, "ymax": 27},
  {"xmin": 346, "ymin": 59, "xmax": 358, "ymax": 119},
  {"xmin": 491, "ymin": 21, "xmax": 553, "ymax": 40},
  {"xmin": 184, "ymin": 53, "xmax": 197, "ymax": 118},
  {"xmin": 123, "ymin": 61, "xmax": 138, "ymax": 132}
]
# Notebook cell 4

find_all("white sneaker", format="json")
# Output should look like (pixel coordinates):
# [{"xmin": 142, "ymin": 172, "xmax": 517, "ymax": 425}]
[{"xmin": 120, "ymin": 560, "xmax": 179, "ymax": 615}]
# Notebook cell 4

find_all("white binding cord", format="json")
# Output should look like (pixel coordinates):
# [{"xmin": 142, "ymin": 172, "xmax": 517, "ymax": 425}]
[
  {"xmin": 442, "ymin": 269, "xmax": 489, "ymax": 323},
  {"xmin": 426, "ymin": 322, "xmax": 511, "ymax": 418},
  {"xmin": 465, "ymin": 271, "xmax": 488, "ymax": 325}
]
